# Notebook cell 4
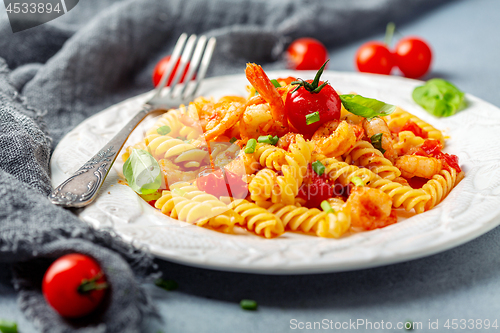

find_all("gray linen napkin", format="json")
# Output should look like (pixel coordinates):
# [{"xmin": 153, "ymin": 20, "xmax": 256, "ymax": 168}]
[{"xmin": 0, "ymin": 0, "xmax": 452, "ymax": 332}]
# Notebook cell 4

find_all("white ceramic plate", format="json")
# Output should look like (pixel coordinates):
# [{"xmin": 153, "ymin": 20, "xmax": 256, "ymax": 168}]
[{"xmin": 50, "ymin": 71, "xmax": 500, "ymax": 274}]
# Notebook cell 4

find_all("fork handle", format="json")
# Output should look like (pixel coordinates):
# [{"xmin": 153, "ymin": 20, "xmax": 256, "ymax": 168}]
[{"xmin": 48, "ymin": 104, "xmax": 155, "ymax": 208}]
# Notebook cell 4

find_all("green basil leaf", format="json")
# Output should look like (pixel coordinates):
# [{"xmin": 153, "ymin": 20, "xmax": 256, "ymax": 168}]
[
  {"xmin": 412, "ymin": 78, "xmax": 465, "ymax": 117},
  {"xmin": 370, "ymin": 133, "xmax": 386, "ymax": 154},
  {"xmin": 340, "ymin": 94, "xmax": 396, "ymax": 120},
  {"xmin": 123, "ymin": 149, "xmax": 161, "ymax": 195}
]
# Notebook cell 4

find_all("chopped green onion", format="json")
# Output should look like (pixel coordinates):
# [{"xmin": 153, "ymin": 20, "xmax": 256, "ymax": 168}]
[
  {"xmin": 230, "ymin": 137, "xmax": 237, "ymax": 144},
  {"xmin": 270, "ymin": 79, "xmax": 281, "ymax": 88},
  {"xmin": 350, "ymin": 176, "xmax": 364, "ymax": 187},
  {"xmin": 0, "ymin": 320, "xmax": 18, "ymax": 333},
  {"xmin": 370, "ymin": 133, "xmax": 386, "ymax": 154},
  {"xmin": 156, "ymin": 125, "xmax": 171, "ymax": 135},
  {"xmin": 244, "ymin": 139, "xmax": 257, "ymax": 154},
  {"xmin": 305, "ymin": 112, "xmax": 320, "ymax": 125},
  {"xmin": 321, "ymin": 200, "xmax": 335, "ymax": 214},
  {"xmin": 154, "ymin": 278, "xmax": 179, "ymax": 291},
  {"xmin": 312, "ymin": 160, "xmax": 325, "ymax": 176},
  {"xmin": 240, "ymin": 299, "xmax": 258, "ymax": 311},
  {"xmin": 258, "ymin": 135, "xmax": 273, "ymax": 144},
  {"xmin": 257, "ymin": 135, "xmax": 279, "ymax": 145}
]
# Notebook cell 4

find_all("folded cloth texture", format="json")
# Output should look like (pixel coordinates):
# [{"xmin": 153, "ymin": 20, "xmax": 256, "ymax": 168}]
[{"xmin": 0, "ymin": 0, "xmax": 452, "ymax": 332}]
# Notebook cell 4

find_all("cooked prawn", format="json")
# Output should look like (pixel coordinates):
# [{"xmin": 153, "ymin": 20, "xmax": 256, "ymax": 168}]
[
  {"xmin": 346, "ymin": 186, "xmax": 396, "ymax": 230},
  {"xmin": 312, "ymin": 120, "xmax": 356, "ymax": 157},
  {"xmin": 245, "ymin": 63, "xmax": 288, "ymax": 134},
  {"xmin": 204, "ymin": 101, "xmax": 245, "ymax": 142},
  {"xmin": 276, "ymin": 132, "xmax": 297, "ymax": 151},
  {"xmin": 395, "ymin": 155, "xmax": 442, "ymax": 179},
  {"xmin": 239, "ymin": 103, "xmax": 274, "ymax": 139},
  {"xmin": 362, "ymin": 117, "xmax": 397, "ymax": 163}
]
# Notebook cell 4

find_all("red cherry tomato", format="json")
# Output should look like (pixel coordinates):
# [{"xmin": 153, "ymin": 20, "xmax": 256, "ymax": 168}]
[
  {"xmin": 355, "ymin": 41, "xmax": 394, "ymax": 75},
  {"xmin": 394, "ymin": 37, "xmax": 432, "ymax": 78},
  {"xmin": 196, "ymin": 168, "xmax": 247, "ymax": 199},
  {"xmin": 42, "ymin": 254, "xmax": 107, "ymax": 318},
  {"xmin": 400, "ymin": 120, "xmax": 428, "ymax": 138},
  {"xmin": 152, "ymin": 55, "xmax": 190, "ymax": 87},
  {"xmin": 285, "ymin": 81, "xmax": 341, "ymax": 136},
  {"xmin": 286, "ymin": 38, "xmax": 328, "ymax": 70},
  {"xmin": 297, "ymin": 171, "xmax": 334, "ymax": 209},
  {"xmin": 420, "ymin": 139, "xmax": 461, "ymax": 173}
]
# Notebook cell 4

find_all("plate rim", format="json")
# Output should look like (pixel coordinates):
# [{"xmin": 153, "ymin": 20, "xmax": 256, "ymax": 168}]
[{"xmin": 51, "ymin": 70, "xmax": 500, "ymax": 275}]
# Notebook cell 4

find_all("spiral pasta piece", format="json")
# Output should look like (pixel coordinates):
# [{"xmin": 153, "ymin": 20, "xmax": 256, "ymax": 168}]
[
  {"xmin": 422, "ymin": 168, "xmax": 464, "ymax": 210},
  {"xmin": 393, "ymin": 131, "xmax": 425, "ymax": 155},
  {"xmin": 146, "ymin": 108, "xmax": 185, "ymax": 137},
  {"xmin": 145, "ymin": 134, "xmax": 208, "ymax": 169},
  {"xmin": 249, "ymin": 165, "xmax": 298, "ymax": 205},
  {"xmin": 228, "ymin": 199, "xmax": 284, "ymax": 238},
  {"xmin": 154, "ymin": 183, "xmax": 238, "ymax": 232},
  {"xmin": 253, "ymin": 143, "xmax": 287, "ymax": 170},
  {"xmin": 321, "ymin": 158, "xmax": 379, "ymax": 186},
  {"xmin": 317, "ymin": 199, "xmax": 351, "ymax": 238},
  {"xmin": 384, "ymin": 107, "xmax": 444, "ymax": 146},
  {"xmin": 368, "ymin": 176, "xmax": 431, "ymax": 213},
  {"xmin": 288, "ymin": 135, "xmax": 312, "ymax": 181},
  {"xmin": 344, "ymin": 140, "xmax": 401, "ymax": 180}
]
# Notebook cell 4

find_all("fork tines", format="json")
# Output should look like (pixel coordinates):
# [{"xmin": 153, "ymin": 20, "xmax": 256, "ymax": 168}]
[{"xmin": 154, "ymin": 33, "xmax": 216, "ymax": 101}]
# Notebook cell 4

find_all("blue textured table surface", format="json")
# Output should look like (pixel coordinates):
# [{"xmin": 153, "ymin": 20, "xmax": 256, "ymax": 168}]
[{"xmin": 2, "ymin": 0, "xmax": 500, "ymax": 332}]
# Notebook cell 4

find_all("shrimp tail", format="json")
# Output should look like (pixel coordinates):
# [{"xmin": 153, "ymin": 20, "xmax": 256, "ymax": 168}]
[{"xmin": 245, "ymin": 63, "xmax": 288, "ymax": 132}]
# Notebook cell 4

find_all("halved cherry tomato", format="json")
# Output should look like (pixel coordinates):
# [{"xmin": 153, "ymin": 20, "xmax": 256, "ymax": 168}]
[
  {"xmin": 152, "ymin": 55, "xmax": 190, "ymax": 87},
  {"xmin": 400, "ymin": 120, "xmax": 428, "ymax": 138},
  {"xmin": 297, "ymin": 164, "xmax": 334, "ymax": 209},
  {"xmin": 355, "ymin": 41, "xmax": 394, "ymax": 75},
  {"xmin": 42, "ymin": 254, "xmax": 107, "ymax": 318},
  {"xmin": 286, "ymin": 38, "xmax": 328, "ymax": 70},
  {"xmin": 394, "ymin": 37, "xmax": 432, "ymax": 78},
  {"xmin": 420, "ymin": 139, "xmax": 461, "ymax": 173},
  {"xmin": 196, "ymin": 168, "xmax": 248, "ymax": 199}
]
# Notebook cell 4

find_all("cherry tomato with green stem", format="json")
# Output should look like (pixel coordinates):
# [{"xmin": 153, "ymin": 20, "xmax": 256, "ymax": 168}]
[
  {"xmin": 394, "ymin": 37, "xmax": 432, "ymax": 78},
  {"xmin": 286, "ymin": 38, "xmax": 328, "ymax": 70},
  {"xmin": 42, "ymin": 253, "xmax": 108, "ymax": 318},
  {"xmin": 284, "ymin": 61, "xmax": 342, "ymax": 136},
  {"xmin": 355, "ymin": 22, "xmax": 396, "ymax": 75},
  {"xmin": 152, "ymin": 55, "xmax": 191, "ymax": 87}
]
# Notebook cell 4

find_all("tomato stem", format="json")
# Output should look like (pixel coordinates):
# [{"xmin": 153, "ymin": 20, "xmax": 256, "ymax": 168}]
[
  {"xmin": 77, "ymin": 272, "xmax": 108, "ymax": 294},
  {"xmin": 384, "ymin": 22, "xmax": 396, "ymax": 47},
  {"xmin": 290, "ymin": 60, "xmax": 329, "ymax": 94}
]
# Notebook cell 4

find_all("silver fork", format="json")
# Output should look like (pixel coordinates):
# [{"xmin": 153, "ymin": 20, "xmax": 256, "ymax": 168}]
[{"xmin": 49, "ymin": 33, "xmax": 216, "ymax": 208}]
